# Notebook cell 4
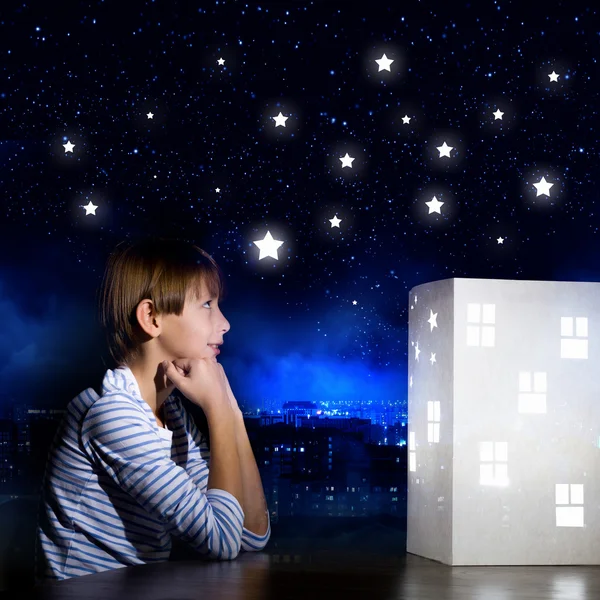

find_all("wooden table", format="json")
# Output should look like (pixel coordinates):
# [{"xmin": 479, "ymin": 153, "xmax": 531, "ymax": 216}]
[{"xmin": 6, "ymin": 550, "xmax": 600, "ymax": 600}]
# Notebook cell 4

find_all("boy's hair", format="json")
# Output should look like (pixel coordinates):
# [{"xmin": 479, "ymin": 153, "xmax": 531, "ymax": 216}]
[{"xmin": 97, "ymin": 236, "xmax": 227, "ymax": 368}]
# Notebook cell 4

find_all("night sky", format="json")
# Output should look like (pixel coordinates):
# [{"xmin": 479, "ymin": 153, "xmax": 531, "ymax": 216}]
[{"xmin": 2, "ymin": 0, "xmax": 599, "ymax": 415}]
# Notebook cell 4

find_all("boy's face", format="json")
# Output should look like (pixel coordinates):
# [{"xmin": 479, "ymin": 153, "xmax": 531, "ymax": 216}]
[{"xmin": 159, "ymin": 283, "xmax": 229, "ymax": 363}]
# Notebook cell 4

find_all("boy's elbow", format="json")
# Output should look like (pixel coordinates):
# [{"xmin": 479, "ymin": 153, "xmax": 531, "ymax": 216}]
[
  {"xmin": 206, "ymin": 522, "xmax": 243, "ymax": 560},
  {"xmin": 209, "ymin": 539, "xmax": 242, "ymax": 561},
  {"xmin": 199, "ymin": 499, "xmax": 245, "ymax": 560}
]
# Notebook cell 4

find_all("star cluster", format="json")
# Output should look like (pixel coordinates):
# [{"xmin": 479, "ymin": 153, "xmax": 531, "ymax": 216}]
[{"xmin": 1, "ymin": 1, "xmax": 598, "ymax": 410}]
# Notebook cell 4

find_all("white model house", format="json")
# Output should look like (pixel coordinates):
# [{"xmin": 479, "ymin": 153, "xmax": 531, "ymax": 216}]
[{"xmin": 407, "ymin": 278, "xmax": 600, "ymax": 565}]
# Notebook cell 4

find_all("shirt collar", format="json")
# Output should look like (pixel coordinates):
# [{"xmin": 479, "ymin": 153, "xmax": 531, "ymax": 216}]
[{"xmin": 101, "ymin": 364, "xmax": 174, "ymax": 429}]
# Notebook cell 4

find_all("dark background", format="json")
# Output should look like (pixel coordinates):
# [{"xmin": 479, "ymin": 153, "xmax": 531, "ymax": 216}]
[{"xmin": 4, "ymin": 0, "xmax": 600, "ymax": 416}]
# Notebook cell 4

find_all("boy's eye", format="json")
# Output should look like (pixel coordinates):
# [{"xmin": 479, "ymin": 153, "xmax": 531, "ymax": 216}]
[{"xmin": 203, "ymin": 301, "xmax": 211, "ymax": 309}]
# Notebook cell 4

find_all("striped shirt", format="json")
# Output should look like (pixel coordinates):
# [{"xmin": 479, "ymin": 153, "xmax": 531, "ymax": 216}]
[{"xmin": 35, "ymin": 364, "xmax": 271, "ymax": 583}]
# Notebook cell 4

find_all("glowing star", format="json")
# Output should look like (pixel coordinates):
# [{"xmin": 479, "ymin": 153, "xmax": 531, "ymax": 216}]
[
  {"xmin": 147, "ymin": 112, "xmax": 154, "ymax": 119},
  {"xmin": 533, "ymin": 176, "xmax": 554, "ymax": 197},
  {"xmin": 253, "ymin": 230, "xmax": 284, "ymax": 260},
  {"xmin": 436, "ymin": 141, "xmax": 453, "ymax": 158},
  {"xmin": 402, "ymin": 115, "xmax": 411, "ymax": 124},
  {"xmin": 428, "ymin": 310, "xmax": 438, "ymax": 332},
  {"xmin": 217, "ymin": 58, "xmax": 225, "ymax": 66},
  {"xmin": 430, "ymin": 352, "xmax": 436, "ymax": 365},
  {"xmin": 493, "ymin": 109, "xmax": 504, "ymax": 120},
  {"xmin": 415, "ymin": 342, "xmax": 421, "ymax": 361},
  {"xmin": 83, "ymin": 201, "xmax": 97, "ymax": 215},
  {"xmin": 273, "ymin": 112, "xmax": 288, "ymax": 127},
  {"xmin": 425, "ymin": 195, "xmax": 444, "ymax": 214},
  {"xmin": 548, "ymin": 71, "xmax": 559, "ymax": 82},
  {"xmin": 339, "ymin": 153, "xmax": 355, "ymax": 168},
  {"xmin": 63, "ymin": 141, "xmax": 75, "ymax": 153},
  {"xmin": 215, "ymin": 188, "xmax": 221, "ymax": 193},
  {"xmin": 352, "ymin": 300, "xmax": 357, "ymax": 305},
  {"xmin": 329, "ymin": 215, "xmax": 341, "ymax": 228},
  {"xmin": 375, "ymin": 53, "xmax": 394, "ymax": 72},
  {"xmin": 497, "ymin": 237, "xmax": 505, "ymax": 244}
]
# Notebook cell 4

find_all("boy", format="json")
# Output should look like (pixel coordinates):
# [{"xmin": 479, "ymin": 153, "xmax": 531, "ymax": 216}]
[{"xmin": 34, "ymin": 236, "xmax": 271, "ymax": 583}]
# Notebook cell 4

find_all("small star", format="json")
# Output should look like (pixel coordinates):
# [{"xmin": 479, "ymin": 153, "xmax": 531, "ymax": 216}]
[
  {"xmin": 533, "ymin": 176, "xmax": 554, "ymax": 197},
  {"xmin": 409, "ymin": 375, "xmax": 413, "ymax": 388},
  {"xmin": 253, "ymin": 231, "xmax": 284, "ymax": 260},
  {"xmin": 430, "ymin": 352, "xmax": 437, "ymax": 365},
  {"xmin": 425, "ymin": 195, "xmax": 444, "ymax": 215},
  {"xmin": 428, "ymin": 310, "xmax": 438, "ymax": 332},
  {"xmin": 83, "ymin": 201, "xmax": 97, "ymax": 215},
  {"xmin": 273, "ymin": 112, "xmax": 288, "ymax": 127},
  {"xmin": 339, "ymin": 153, "xmax": 355, "ymax": 168},
  {"xmin": 63, "ymin": 141, "xmax": 75, "ymax": 153},
  {"xmin": 352, "ymin": 300, "xmax": 357, "ymax": 305},
  {"xmin": 329, "ymin": 215, "xmax": 341, "ymax": 228},
  {"xmin": 548, "ymin": 71, "xmax": 559, "ymax": 82},
  {"xmin": 493, "ymin": 109, "xmax": 504, "ymax": 120},
  {"xmin": 215, "ymin": 188, "xmax": 221, "ymax": 193},
  {"xmin": 436, "ymin": 141, "xmax": 453, "ymax": 158},
  {"xmin": 497, "ymin": 237, "xmax": 505, "ymax": 244},
  {"xmin": 217, "ymin": 58, "xmax": 225, "ymax": 66},
  {"xmin": 415, "ymin": 342, "xmax": 420, "ymax": 361},
  {"xmin": 146, "ymin": 112, "xmax": 154, "ymax": 119},
  {"xmin": 402, "ymin": 115, "xmax": 411, "ymax": 124},
  {"xmin": 375, "ymin": 53, "xmax": 394, "ymax": 72}
]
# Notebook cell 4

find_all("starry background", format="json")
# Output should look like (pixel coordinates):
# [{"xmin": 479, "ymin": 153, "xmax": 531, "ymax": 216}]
[{"xmin": 1, "ymin": 0, "xmax": 598, "ymax": 415}]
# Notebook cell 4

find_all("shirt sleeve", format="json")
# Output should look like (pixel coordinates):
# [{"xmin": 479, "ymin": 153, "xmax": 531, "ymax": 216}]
[
  {"xmin": 177, "ymin": 398, "xmax": 271, "ymax": 551},
  {"xmin": 81, "ymin": 395, "xmax": 245, "ymax": 560}
]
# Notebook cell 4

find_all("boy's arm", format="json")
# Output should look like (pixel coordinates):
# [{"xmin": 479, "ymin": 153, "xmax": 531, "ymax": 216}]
[
  {"xmin": 177, "ymin": 398, "xmax": 271, "ymax": 551},
  {"xmin": 81, "ymin": 396, "xmax": 244, "ymax": 560},
  {"xmin": 232, "ymin": 411, "xmax": 271, "ymax": 540}
]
